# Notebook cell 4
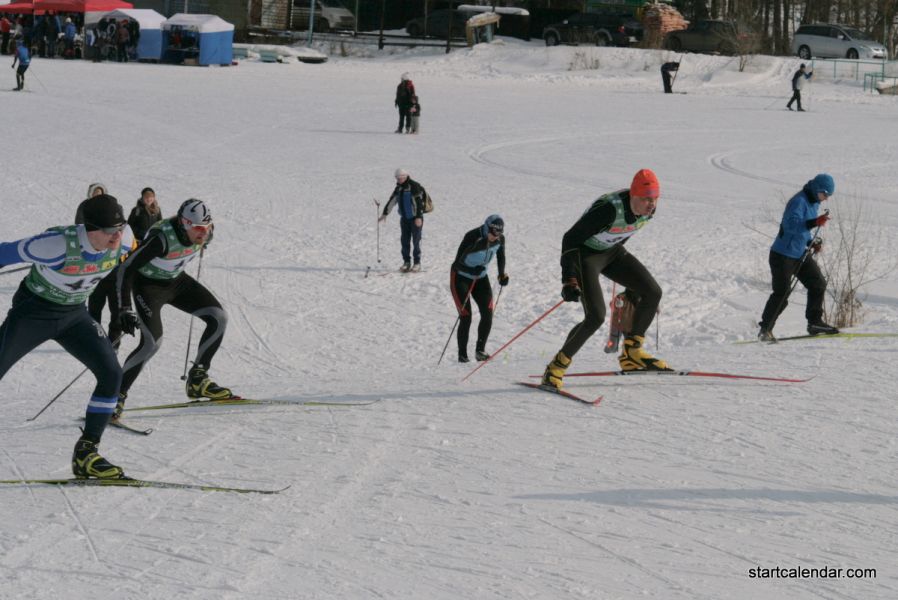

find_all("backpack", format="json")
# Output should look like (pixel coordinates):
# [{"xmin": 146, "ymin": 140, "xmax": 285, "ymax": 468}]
[{"xmin": 422, "ymin": 191, "xmax": 434, "ymax": 213}]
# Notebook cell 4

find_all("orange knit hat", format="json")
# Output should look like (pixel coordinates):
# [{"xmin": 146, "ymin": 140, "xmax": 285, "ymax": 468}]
[{"xmin": 630, "ymin": 169, "xmax": 660, "ymax": 199}]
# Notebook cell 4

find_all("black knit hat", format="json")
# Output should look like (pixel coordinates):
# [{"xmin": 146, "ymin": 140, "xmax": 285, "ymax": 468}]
[{"xmin": 82, "ymin": 194, "xmax": 125, "ymax": 230}]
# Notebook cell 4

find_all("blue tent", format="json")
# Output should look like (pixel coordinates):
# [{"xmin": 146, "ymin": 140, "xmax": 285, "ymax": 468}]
[
  {"xmin": 162, "ymin": 13, "xmax": 233, "ymax": 66},
  {"xmin": 85, "ymin": 9, "xmax": 166, "ymax": 61}
]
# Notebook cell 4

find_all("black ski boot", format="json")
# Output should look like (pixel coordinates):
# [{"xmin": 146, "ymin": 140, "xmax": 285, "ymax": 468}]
[
  {"xmin": 72, "ymin": 436, "xmax": 125, "ymax": 479},
  {"xmin": 807, "ymin": 321, "xmax": 839, "ymax": 335},
  {"xmin": 186, "ymin": 365, "xmax": 233, "ymax": 400}
]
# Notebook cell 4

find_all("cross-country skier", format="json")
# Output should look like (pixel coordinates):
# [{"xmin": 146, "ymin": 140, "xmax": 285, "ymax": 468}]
[
  {"xmin": 0, "ymin": 194, "xmax": 134, "ymax": 478},
  {"xmin": 114, "ymin": 199, "xmax": 231, "ymax": 416},
  {"xmin": 11, "ymin": 35, "xmax": 29, "ymax": 91},
  {"xmin": 75, "ymin": 183, "xmax": 134, "ymax": 349},
  {"xmin": 450, "ymin": 215, "xmax": 508, "ymax": 363},
  {"xmin": 542, "ymin": 169, "xmax": 670, "ymax": 390},
  {"xmin": 786, "ymin": 64, "xmax": 813, "ymax": 112},
  {"xmin": 378, "ymin": 168, "xmax": 428, "ymax": 272},
  {"xmin": 758, "ymin": 173, "xmax": 838, "ymax": 341}
]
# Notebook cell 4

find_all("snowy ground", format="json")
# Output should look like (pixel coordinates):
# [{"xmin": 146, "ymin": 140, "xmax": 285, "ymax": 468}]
[{"xmin": 1, "ymin": 40, "xmax": 897, "ymax": 599}]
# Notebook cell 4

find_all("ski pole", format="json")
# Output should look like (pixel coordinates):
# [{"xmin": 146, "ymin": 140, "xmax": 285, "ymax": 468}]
[
  {"xmin": 374, "ymin": 198, "xmax": 381, "ymax": 264},
  {"xmin": 180, "ymin": 247, "xmax": 205, "ymax": 381},
  {"xmin": 437, "ymin": 276, "xmax": 477, "ymax": 365},
  {"xmin": 28, "ymin": 333, "xmax": 124, "ymax": 422},
  {"xmin": 462, "ymin": 299, "xmax": 565, "ymax": 382},
  {"xmin": 0, "ymin": 265, "xmax": 30, "ymax": 277},
  {"xmin": 27, "ymin": 65, "xmax": 48, "ymax": 93}
]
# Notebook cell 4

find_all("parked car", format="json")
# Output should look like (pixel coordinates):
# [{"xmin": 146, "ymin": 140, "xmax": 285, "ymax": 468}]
[
  {"xmin": 405, "ymin": 9, "xmax": 470, "ymax": 39},
  {"xmin": 291, "ymin": 0, "xmax": 356, "ymax": 32},
  {"xmin": 791, "ymin": 23, "xmax": 887, "ymax": 60},
  {"xmin": 543, "ymin": 11, "xmax": 643, "ymax": 47},
  {"xmin": 663, "ymin": 20, "xmax": 758, "ymax": 55}
]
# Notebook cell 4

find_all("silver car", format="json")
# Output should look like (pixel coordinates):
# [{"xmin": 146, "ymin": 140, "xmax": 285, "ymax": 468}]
[{"xmin": 791, "ymin": 23, "xmax": 887, "ymax": 60}]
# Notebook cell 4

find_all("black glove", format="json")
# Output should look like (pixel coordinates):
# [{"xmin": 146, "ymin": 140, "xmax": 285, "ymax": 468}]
[
  {"xmin": 498, "ymin": 273, "xmax": 509, "ymax": 287},
  {"xmin": 119, "ymin": 309, "xmax": 139, "ymax": 336},
  {"xmin": 561, "ymin": 278, "xmax": 581, "ymax": 302},
  {"xmin": 810, "ymin": 238, "xmax": 823, "ymax": 254}
]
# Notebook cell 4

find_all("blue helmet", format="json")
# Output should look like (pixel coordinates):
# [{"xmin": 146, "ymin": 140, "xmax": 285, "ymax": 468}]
[
  {"xmin": 808, "ymin": 173, "xmax": 835, "ymax": 198},
  {"xmin": 482, "ymin": 214, "xmax": 504, "ymax": 237}
]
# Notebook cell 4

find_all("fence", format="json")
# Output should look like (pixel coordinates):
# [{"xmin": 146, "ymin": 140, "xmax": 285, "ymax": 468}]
[{"xmin": 809, "ymin": 58, "xmax": 898, "ymax": 83}]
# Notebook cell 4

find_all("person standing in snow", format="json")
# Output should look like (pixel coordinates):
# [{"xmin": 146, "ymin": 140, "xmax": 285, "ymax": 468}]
[
  {"xmin": 10, "ymin": 35, "xmax": 29, "ymax": 91},
  {"xmin": 0, "ymin": 194, "xmax": 133, "ymax": 479},
  {"xmin": 114, "ymin": 199, "xmax": 232, "ymax": 417},
  {"xmin": 378, "ymin": 168, "xmax": 427, "ymax": 272},
  {"xmin": 394, "ymin": 73, "xmax": 415, "ymax": 133},
  {"xmin": 787, "ymin": 63, "xmax": 813, "ymax": 111},
  {"xmin": 451, "ymin": 215, "xmax": 508, "ymax": 363},
  {"xmin": 757, "ymin": 173, "xmax": 838, "ymax": 341},
  {"xmin": 127, "ymin": 187, "xmax": 163, "ymax": 241},
  {"xmin": 541, "ymin": 169, "xmax": 670, "ymax": 390},
  {"xmin": 660, "ymin": 61, "xmax": 679, "ymax": 93}
]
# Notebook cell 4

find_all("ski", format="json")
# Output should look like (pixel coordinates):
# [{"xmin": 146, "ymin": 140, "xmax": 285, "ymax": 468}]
[
  {"xmin": 110, "ymin": 419, "xmax": 154, "ymax": 435},
  {"xmin": 78, "ymin": 417, "xmax": 154, "ymax": 435},
  {"xmin": 516, "ymin": 382, "xmax": 602, "ymax": 406},
  {"xmin": 123, "ymin": 397, "xmax": 380, "ymax": 413},
  {"xmin": 0, "ymin": 477, "xmax": 288, "ymax": 494},
  {"xmin": 735, "ymin": 332, "xmax": 898, "ymax": 345},
  {"xmin": 529, "ymin": 370, "xmax": 810, "ymax": 383}
]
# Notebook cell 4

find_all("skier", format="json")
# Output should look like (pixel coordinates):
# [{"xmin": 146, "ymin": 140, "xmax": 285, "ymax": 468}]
[
  {"xmin": 378, "ymin": 168, "xmax": 427, "ymax": 272},
  {"xmin": 10, "ymin": 35, "xmax": 29, "ymax": 91},
  {"xmin": 787, "ymin": 64, "xmax": 813, "ymax": 112},
  {"xmin": 75, "ymin": 183, "xmax": 131, "ymax": 348},
  {"xmin": 114, "ymin": 199, "xmax": 231, "ymax": 416},
  {"xmin": 660, "ymin": 61, "xmax": 679, "ymax": 93},
  {"xmin": 0, "ymin": 194, "xmax": 133, "ymax": 478},
  {"xmin": 758, "ymin": 173, "xmax": 838, "ymax": 341},
  {"xmin": 542, "ymin": 169, "xmax": 670, "ymax": 390},
  {"xmin": 450, "ymin": 215, "xmax": 509, "ymax": 363}
]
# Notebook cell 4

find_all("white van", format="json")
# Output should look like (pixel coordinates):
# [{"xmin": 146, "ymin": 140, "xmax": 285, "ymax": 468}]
[
  {"xmin": 292, "ymin": 0, "xmax": 356, "ymax": 32},
  {"xmin": 791, "ymin": 23, "xmax": 887, "ymax": 60}
]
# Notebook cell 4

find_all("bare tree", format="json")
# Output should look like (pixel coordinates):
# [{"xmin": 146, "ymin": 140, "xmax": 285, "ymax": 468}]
[{"xmin": 817, "ymin": 191, "xmax": 898, "ymax": 327}]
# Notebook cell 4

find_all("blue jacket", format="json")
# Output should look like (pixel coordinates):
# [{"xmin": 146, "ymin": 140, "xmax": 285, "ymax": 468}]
[
  {"xmin": 770, "ymin": 174, "xmax": 834, "ymax": 259},
  {"xmin": 64, "ymin": 22, "xmax": 76, "ymax": 40},
  {"xmin": 15, "ymin": 44, "xmax": 30, "ymax": 66}
]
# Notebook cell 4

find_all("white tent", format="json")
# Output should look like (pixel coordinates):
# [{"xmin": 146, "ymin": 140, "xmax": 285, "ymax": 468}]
[{"xmin": 84, "ymin": 8, "xmax": 166, "ymax": 61}]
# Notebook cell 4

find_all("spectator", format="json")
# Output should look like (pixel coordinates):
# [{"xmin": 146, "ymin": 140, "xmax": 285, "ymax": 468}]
[
  {"xmin": 394, "ymin": 72, "xmax": 415, "ymax": 134},
  {"xmin": 127, "ymin": 187, "xmax": 163, "ymax": 241},
  {"xmin": 1, "ymin": 15, "xmax": 10, "ymax": 56},
  {"xmin": 115, "ymin": 19, "xmax": 129, "ymax": 62},
  {"xmin": 63, "ymin": 17, "xmax": 75, "ymax": 59}
]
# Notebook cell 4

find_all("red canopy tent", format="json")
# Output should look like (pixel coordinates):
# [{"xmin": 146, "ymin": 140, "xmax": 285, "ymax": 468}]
[
  {"xmin": 33, "ymin": 0, "xmax": 133, "ymax": 11},
  {"xmin": 0, "ymin": 2, "xmax": 36, "ymax": 13},
  {"xmin": 1, "ymin": 0, "xmax": 132, "ymax": 13}
]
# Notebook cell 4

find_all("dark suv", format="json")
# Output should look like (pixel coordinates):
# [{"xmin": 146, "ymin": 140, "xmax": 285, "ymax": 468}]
[
  {"xmin": 663, "ymin": 20, "xmax": 758, "ymax": 55},
  {"xmin": 405, "ymin": 9, "xmax": 469, "ymax": 39},
  {"xmin": 543, "ymin": 11, "xmax": 643, "ymax": 47}
]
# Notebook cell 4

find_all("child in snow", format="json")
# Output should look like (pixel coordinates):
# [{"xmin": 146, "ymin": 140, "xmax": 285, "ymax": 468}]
[{"xmin": 409, "ymin": 95, "xmax": 421, "ymax": 134}]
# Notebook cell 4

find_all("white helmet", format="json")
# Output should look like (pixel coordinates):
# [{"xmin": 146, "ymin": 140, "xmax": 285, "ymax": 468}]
[
  {"xmin": 401, "ymin": 72, "xmax": 410, "ymax": 81},
  {"xmin": 178, "ymin": 199, "xmax": 212, "ymax": 227},
  {"xmin": 395, "ymin": 168, "xmax": 409, "ymax": 180}
]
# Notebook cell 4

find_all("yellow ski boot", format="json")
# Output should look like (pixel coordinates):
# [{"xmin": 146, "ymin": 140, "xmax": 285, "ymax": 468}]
[
  {"xmin": 541, "ymin": 351, "xmax": 572, "ymax": 390},
  {"xmin": 619, "ymin": 335, "xmax": 671, "ymax": 371}
]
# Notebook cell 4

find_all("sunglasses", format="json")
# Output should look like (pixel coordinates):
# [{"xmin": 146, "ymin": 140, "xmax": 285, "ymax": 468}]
[
  {"xmin": 90, "ymin": 223, "xmax": 126, "ymax": 235},
  {"xmin": 181, "ymin": 219, "xmax": 212, "ymax": 232},
  {"xmin": 488, "ymin": 226, "xmax": 503, "ymax": 235}
]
